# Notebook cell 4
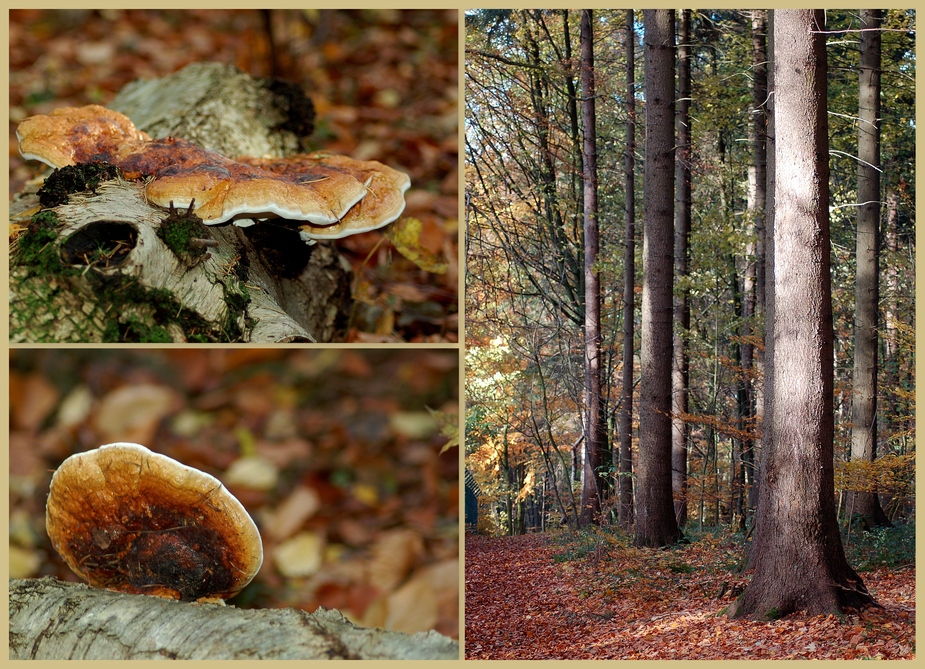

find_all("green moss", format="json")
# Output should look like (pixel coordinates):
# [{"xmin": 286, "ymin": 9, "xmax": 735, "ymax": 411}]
[
  {"xmin": 158, "ymin": 214, "xmax": 210, "ymax": 260},
  {"xmin": 761, "ymin": 607, "xmax": 781, "ymax": 621},
  {"xmin": 15, "ymin": 208, "xmax": 251, "ymax": 342},
  {"xmin": 37, "ymin": 162, "xmax": 122, "ymax": 208},
  {"xmin": 16, "ymin": 211, "xmax": 72, "ymax": 275},
  {"xmin": 88, "ymin": 273, "xmax": 238, "ymax": 343}
]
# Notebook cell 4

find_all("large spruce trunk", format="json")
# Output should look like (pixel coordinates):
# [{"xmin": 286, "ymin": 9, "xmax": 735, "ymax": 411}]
[{"xmin": 729, "ymin": 10, "xmax": 876, "ymax": 618}]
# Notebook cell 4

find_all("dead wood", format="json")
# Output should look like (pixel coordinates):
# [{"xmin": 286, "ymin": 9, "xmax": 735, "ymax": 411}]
[{"xmin": 9, "ymin": 577, "xmax": 458, "ymax": 660}]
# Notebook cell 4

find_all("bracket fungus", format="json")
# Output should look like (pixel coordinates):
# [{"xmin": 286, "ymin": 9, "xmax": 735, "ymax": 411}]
[
  {"xmin": 45, "ymin": 442, "xmax": 263, "ymax": 603},
  {"xmin": 17, "ymin": 105, "xmax": 410, "ymax": 241}
]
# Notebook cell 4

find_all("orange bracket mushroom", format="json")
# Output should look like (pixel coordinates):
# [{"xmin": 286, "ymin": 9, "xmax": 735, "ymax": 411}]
[
  {"xmin": 17, "ymin": 105, "xmax": 410, "ymax": 241},
  {"xmin": 45, "ymin": 442, "xmax": 263, "ymax": 603}
]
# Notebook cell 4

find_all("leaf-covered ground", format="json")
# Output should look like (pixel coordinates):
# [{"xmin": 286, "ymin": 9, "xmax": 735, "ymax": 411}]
[
  {"xmin": 465, "ymin": 532, "xmax": 914, "ymax": 660},
  {"xmin": 10, "ymin": 9, "xmax": 458, "ymax": 342}
]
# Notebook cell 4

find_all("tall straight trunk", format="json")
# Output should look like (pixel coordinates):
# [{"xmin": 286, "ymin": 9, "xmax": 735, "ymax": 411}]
[
  {"xmin": 741, "ymin": 9, "xmax": 767, "ymax": 516},
  {"xmin": 752, "ymin": 10, "xmax": 768, "ymax": 322},
  {"xmin": 748, "ymin": 8, "xmax": 776, "ymax": 571},
  {"xmin": 635, "ymin": 9, "xmax": 681, "ymax": 548},
  {"xmin": 619, "ymin": 9, "xmax": 636, "ymax": 529},
  {"xmin": 562, "ymin": 9, "xmax": 583, "ymax": 208},
  {"xmin": 578, "ymin": 9, "xmax": 603, "ymax": 527},
  {"xmin": 671, "ymin": 9, "xmax": 692, "ymax": 529},
  {"xmin": 730, "ymin": 10, "xmax": 875, "ymax": 618},
  {"xmin": 849, "ymin": 8, "xmax": 891, "ymax": 529},
  {"xmin": 881, "ymin": 188, "xmax": 899, "ymax": 437}
]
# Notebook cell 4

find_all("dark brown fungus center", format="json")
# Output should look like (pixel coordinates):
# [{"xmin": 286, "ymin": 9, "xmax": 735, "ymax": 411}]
[{"xmin": 46, "ymin": 442, "xmax": 263, "ymax": 602}]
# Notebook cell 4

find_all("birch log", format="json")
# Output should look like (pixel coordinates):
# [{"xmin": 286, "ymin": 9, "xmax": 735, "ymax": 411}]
[
  {"xmin": 11, "ymin": 62, "xmax": 352, "ymax": 343},
  {"xmin": 10, "ymin": 578, "xmax": 459, "ymax": 660}
]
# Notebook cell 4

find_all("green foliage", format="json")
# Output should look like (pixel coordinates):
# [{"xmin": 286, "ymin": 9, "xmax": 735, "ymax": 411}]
[
  {"xmin": 846, "ymin": 522, "xmax": 915, "ymax": 572},
  {"xmin": 550, "ymin": 526, "xmax": 631, "ymax": 563}
]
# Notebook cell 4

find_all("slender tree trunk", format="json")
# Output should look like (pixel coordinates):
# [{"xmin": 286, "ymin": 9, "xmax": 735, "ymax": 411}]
[
  {"xmin": 562, "ymin": 10, "xmax": 584, "ymax": 213},
  {"xmin": 635, "ymin": 9, "xmax": 681, "ymax": 548},
  {"xmin": 849, "ymin": 8, "xmax": 891, "ymax": 530},
  {"xmin": 619, "ymin": 9, "xmax": 636, "ymax": 530},
  {"xmin": 740, "ymin": 9, "xmax": 767, "ymax": 516},
  {"xmin": 578, "ymin": 9, "xmax": 603, "ymax": 527},
  {"xmin": 748, "ymin": 8, "xmax": 776, "ymax": 571},
  {"xmin": 671, "ymin": 9, "xmax": 692, "ymax": 529},
  {"xmin": 730, "ymin": 10, "xmax": 875, "ymax": 618},
  {"xmin": 881, "ymin": 187, "xmax": 899, "ymax": 441}
]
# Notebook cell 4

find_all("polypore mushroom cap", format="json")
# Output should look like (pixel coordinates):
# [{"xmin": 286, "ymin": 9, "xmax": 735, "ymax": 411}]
[
  {"xmin": 45, "ymin": 442, "xmax": 263, "ymax": 602},
  {"xmin": 16, "ymin": 105, "xmax": 411, "ymax": 235},
  {"xmin": 16, "ymin": 104, "xmax": 151, "ymax": 168},
  {"xmin": 241, "ymin": 154, "xmax": 411, "ymax": 241},
  {"xmin": 140, "ymin": 141, "xmax": 371, "ymax": 225}
]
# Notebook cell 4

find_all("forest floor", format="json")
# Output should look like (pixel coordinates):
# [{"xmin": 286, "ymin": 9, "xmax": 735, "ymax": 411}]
[{"xmin": 465, "ymin": 530, "xmax": 914, "ymax": 660}]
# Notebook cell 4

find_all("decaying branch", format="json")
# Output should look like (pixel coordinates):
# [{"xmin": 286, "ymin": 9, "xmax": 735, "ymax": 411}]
[{"xmin": 10, "ymin": 578, "xmax": 459, "ymax": 660}]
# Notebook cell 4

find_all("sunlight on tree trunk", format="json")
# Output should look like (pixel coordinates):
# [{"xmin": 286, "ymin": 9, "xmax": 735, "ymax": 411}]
[{"xmin": 729, "ymin": 10, "xmax": 876, "ymax": 618}]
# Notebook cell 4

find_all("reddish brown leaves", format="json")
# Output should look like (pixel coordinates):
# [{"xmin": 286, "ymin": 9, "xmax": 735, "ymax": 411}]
[{"xmin": 465, "ymin": 534, "xmax": 914, "ymax": 660}]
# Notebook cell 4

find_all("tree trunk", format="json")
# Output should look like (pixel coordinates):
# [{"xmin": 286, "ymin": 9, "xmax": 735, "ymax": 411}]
[
  {"xmin": 748, "ymin": 8, "xmax": 776, "ymax": 571},
  {"xmin": 740, "ymin": 9, "xmax": 767, "ymax": 517},
  {"xmin": 849, "ymin": 8, "xmax": 891, "ymax": 530},
  {"xmin": 671, "ymin": 9, "xmax": 692, "ymax": 529},
  {"xmin": 619, "ymin": 8, "xmax": 636, "ymax": 531},
  {"xmin": 10, "ymin": 577, "xmax": 457, "ymax": 660},
  {"xmin": 729, "ymin": 10, "xmax": 876, "ymax": 618},
  {"xmin": 578, "ymin": 9, "xmax": 604, "ymax": 527},
  {"xmin": 635, "ymin": 9, "xmax": 681, "ymax": 548}
]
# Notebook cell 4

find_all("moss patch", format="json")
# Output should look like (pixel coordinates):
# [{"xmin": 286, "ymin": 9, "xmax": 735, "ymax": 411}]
[
  {"xmin": 157, "ymin": 203, "xmax": 212, "ymax": 262},
  {"xmin": 16, "ymin": 211, "xmax": 71, "ymax": 275},
  {"xmin": 87, "ymin": 273, "xmax": 242, "ymax": 343},
  {"xmin": 37, "ymin": 162, "xmax": 122, "ymax": 208}
]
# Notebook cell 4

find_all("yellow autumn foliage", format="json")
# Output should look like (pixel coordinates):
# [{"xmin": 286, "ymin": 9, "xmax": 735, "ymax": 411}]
[{"xmin": 833, "ymin": 453, "xmax": 915, "ymax": 494}]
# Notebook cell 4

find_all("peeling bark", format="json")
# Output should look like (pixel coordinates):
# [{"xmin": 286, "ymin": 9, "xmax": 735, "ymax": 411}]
[{"xmin": 10, "ymin": 578, "xmax": 458, "ymax": 660}]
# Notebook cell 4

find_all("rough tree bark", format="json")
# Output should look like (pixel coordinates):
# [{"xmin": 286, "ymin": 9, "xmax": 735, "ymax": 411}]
[
  {"xmin": 9, "ymin": 578, "xmax": 458, "ymax": 660},
  {"xmin": 671, "ymin": 9, "xmax": 692, "ymax": 529},
  {"xmin": 729, "ymin": 10, "xmax": 876, "ymax": 619},
  {"xmin": 748, "ymin": 9, "xmax": 776, "ymax": 571},
  {"xmin": 618, "ymin": 8, "xmax": 636, "ymax": 530},
  {"xmin": 635, "ymin": 9, "xmax": 682, "ymax": 548},
  {"xmin": 849, "ymin": 8, "xmax": 891, "ymax": 529},
  {"xmin": 10, "ymin": 62, "xmax": 353, "ymax": 343},
  {"xmin": 738, "ymin": 8, "xmax": 767, "ymax": 518},
  {"xmin": 578, "ymin": 8, "xmax": 604, "ymax": 527}
]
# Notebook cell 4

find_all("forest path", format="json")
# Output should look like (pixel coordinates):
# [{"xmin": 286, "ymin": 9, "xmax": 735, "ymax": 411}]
[{"xmin": 464, "ymin": 533, "xmax": 914, "ymax": 660}]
